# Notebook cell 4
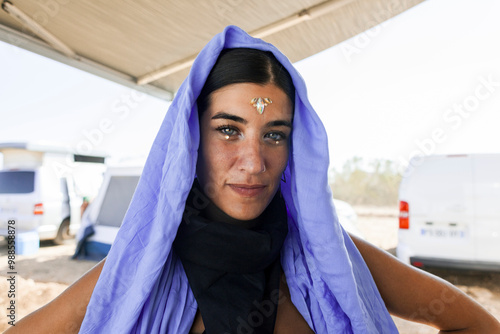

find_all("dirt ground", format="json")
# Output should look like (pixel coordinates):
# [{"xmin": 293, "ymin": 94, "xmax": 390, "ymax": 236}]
[{"xmin": 1, "ymin": 207, "xmax": 499, "ymax": 333}]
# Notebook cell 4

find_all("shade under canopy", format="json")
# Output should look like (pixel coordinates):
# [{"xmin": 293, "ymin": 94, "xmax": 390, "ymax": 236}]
[{"xmin": 0, "ymin": 0, "xmax": 425, "ymax": 100}]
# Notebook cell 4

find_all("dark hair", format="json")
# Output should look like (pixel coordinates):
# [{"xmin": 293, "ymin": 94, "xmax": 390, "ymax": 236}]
[{"xmin": 197, "ymin": 48, "xmax": 295, "ymax": 114}]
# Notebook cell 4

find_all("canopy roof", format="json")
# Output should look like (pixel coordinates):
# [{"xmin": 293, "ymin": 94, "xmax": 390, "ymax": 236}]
[{"xmin": 0, "ymin": 0, "xmax": 424, "ymax": 100}]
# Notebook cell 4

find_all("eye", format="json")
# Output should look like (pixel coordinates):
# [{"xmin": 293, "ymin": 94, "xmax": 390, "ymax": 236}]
[
  {"xmin": 265, "ymin": 131, "xmax": 287, "ymax": 143},
  {"xmin": 215, "ymin": 125, "xmax": 239, "ymax": 138}
]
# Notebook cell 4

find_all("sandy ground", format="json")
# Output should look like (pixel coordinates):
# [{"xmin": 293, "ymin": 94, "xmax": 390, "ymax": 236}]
[{"xmin": 1, "ymin": 207, "xmax": 499, "ymax": 333}]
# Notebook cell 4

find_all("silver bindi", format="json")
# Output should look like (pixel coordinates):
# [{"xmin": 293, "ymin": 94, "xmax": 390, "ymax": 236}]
[{"xmin": 250, "ymin": 97, "xmax": 272, "ymax": 114}]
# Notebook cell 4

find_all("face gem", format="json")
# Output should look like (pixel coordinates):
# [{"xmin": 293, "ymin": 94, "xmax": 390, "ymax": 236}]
[{"xmin": 251, "ymin": 97, "xmax": 272, "ymax": 114}]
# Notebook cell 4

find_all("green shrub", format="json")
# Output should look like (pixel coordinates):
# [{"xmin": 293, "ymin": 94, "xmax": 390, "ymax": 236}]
[{"xmin": 330, "ymin": 157, "xmax": 402, "ymax": 206}]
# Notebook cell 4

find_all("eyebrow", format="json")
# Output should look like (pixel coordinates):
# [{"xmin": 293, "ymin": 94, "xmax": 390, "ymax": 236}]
[
  {"xmin": 268, "ymin": 120, "xmax": 292, "ymax": 128},
  {"xmin": 211, "ymin": 112, "xmax": 247, "ymax": 124},
  {"xmin": 211, "ymin": 112, "xmax": 292, "ymax": 128}
]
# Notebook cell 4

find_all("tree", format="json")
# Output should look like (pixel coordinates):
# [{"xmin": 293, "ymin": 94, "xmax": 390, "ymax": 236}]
[{"xmin": 330, "ymin": 157, "xmax": 402, "ymax": 206}]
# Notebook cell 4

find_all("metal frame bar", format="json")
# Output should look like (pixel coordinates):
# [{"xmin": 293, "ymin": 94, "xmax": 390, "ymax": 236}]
[
  {"xmin": 0, "ymin": 23, "xmax": 174, "ymax": 100},
  {"xmin": 136, "ymin": 0, "xmax": 355, "ymax": 85}
]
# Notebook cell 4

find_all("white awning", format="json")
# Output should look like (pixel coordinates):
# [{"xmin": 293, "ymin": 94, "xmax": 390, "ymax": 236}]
[{"xmin": 0, "ymin": 0, "xmax": 425, "ymax": 100}]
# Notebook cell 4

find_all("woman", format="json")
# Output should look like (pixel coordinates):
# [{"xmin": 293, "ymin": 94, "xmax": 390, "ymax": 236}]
[{"xmin": 6, "ymin": 26, "xmax": 500, "ymax": 334}]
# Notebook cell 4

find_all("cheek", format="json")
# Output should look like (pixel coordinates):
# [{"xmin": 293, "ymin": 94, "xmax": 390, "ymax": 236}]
[
  {"xmin": 266, "ymin": 146, "xmax": 289, "ymax": 182},
  {"xmin": 276, "ymin": 144, "xmax": 290, "ymax": 172},
  {"xmin": 200, "ymin": 139, "xmax": 236, "ymax": 182}
]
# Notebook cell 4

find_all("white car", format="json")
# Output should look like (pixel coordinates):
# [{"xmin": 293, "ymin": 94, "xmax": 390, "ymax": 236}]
[
  {"xmin": 333, "ymin": 198, "xmax": 364, "ymax": 239},
  {"xmin": 397, "ymin": 154, "xmax": 500, "ymax": 271}
]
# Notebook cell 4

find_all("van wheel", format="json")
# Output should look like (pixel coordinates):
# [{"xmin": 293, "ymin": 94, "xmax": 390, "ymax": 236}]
[{"xmin": 54, "ymin": 219, "xmax": 73, "ymax": 245}]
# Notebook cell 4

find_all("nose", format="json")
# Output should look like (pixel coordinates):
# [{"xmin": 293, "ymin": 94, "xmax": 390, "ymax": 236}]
[{"xmin": 238, "ymin": 139, "xmax": 266, "ymax": 175}]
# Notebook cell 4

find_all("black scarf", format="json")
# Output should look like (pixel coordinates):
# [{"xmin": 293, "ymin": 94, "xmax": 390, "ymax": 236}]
[{"xmin": 173, "ymin": 181, "xmax": 288, "ymax": 334}]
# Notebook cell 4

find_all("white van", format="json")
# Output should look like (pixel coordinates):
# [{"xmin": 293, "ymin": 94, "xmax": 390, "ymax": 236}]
[
  {"xmin": 397, "ymin": 154, "xmax": 500, "ymax": 271},
  {"xmin": 0, "ymin": 142, "xmax": 106, "ymax": 243},
  {"xmin": 74, "ymin": 166, "xmax": 142, "ymax": 260}
]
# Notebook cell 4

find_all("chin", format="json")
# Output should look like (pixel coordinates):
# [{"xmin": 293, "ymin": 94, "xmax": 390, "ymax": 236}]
[
  {"xmin": 225, "ymin": 202, "xmax": 266, "ymax": 221},
  {"xmin": 226, "ymin": 190, "xmax": 279, "ymax": 220}
]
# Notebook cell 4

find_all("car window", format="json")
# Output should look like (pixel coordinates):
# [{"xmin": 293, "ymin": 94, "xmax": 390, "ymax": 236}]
[
  {"xmin": 96, "ymin": 176, "xmax": 140, "ymax": 227},
  {"xmin": 0, "ymin": 171, "xmax": 35, "ymax": 194}
]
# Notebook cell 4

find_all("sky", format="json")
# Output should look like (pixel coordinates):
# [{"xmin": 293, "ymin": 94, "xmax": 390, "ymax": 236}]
[{"xmin": 1, "ymin": 0, "xmax": 500, "ymax": 173}]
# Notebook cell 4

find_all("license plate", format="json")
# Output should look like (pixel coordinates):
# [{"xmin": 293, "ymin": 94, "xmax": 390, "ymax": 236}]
[{"xmin": 420, "ymin": 228, "xmax": 466, "ymax": 238}]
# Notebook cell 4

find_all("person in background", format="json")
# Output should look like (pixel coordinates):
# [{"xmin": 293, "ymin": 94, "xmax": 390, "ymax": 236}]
[{"xmin": 80, "ymin": 196, "xmax": 89, "ymax": 218}]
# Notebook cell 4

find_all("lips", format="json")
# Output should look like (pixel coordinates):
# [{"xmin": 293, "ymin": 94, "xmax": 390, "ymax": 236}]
[{"xmin": 228, "ymin": 184, "xmax": 266, "ymax": 197}]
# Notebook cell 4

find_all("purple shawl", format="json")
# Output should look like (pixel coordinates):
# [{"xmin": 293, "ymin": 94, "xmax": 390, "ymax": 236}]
[{"xmin": 79, "ymin": 26, "xmax": 398, "ymax": 333}]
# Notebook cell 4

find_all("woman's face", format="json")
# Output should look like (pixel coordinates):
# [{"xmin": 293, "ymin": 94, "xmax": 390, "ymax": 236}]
[{"xmin": 197, "ymin": 82, "xmax": 293, "ymax": 221}]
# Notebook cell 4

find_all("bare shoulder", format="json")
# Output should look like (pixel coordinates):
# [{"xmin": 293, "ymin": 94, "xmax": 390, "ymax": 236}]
[
  {"xmin": 349, "ymin": 233, "xmax": 500, "ymax": 333},
  {"xmin": 274, "ymin": 271, "xmax": 315, "ymax": 334},
  {"xmin": 4, "ymin": 259, "xmax": 105, "ymax": 334}
]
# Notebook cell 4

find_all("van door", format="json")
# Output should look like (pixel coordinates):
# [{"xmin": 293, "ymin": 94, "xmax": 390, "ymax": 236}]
[
  {"xmin": 472, "ymin": 155, "xmax": 500, "ymax": 264},
  {"xmin": 60, "ymin": 177, "xmax": 71, "ymax": 220},
  {"xmin": 66, "ymin": 175, "xmax": 82, "ymax": 235},
  {"xmin": 38, "ymin": 166, "xmax": 65, "ymax": 239},
  {"xmin": 408, "ymin": 156, "xmax": 475, "ymax": 261}
]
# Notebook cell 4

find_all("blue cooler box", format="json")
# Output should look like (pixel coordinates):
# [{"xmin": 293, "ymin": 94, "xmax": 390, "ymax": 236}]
[{"xmin": 16, "ymin": 231, "xmax": 40, "ymax": 255}]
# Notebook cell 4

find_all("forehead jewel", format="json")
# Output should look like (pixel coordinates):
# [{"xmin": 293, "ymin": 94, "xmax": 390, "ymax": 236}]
[{"xmin": 250, "ymin": 97, "xmax": 272, "ymax": 114}]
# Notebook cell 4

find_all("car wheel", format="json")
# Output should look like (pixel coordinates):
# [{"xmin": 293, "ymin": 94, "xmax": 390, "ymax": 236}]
[{"xmin": 54, "ymin": 218, "xmax": 74, "ymax": 245}]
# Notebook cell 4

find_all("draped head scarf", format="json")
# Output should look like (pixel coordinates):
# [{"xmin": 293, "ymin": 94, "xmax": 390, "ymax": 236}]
[{"xmin": 79, "ymin": 25, "xmax": 398, "ymax": 333}]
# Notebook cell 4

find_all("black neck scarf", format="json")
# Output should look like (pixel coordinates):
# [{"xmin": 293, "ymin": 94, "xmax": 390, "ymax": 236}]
[{"xmin": 173, "ymin": 181, "xmax": 288, "ymax": 334}]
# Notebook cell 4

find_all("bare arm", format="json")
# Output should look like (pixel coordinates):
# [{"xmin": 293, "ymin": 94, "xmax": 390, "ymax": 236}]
[
  {"xmin": 349, "ymin": 234, "xmax": 500, "ymax": 333},
  {"xmin": 4, "ymin": 259, "xmax": 105, "ymax": 334}
]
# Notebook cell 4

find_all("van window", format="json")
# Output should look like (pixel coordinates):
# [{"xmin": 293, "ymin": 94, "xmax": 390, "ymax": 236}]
[
  {"xmin": 0, "ymin": 171, "xmax": 35, "ymax": 194},
  {"xmin": 96, "ymin": 176, "xmax": 140, "ymax": 227}
]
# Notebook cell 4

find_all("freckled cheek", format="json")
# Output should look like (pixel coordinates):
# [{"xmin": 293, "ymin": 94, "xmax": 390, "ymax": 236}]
[
  {"xmin": 265, "ymin": 146, "xmax": 289, "ymax": 172},
  {"xmin": 206, "ymin": 142, "xmax": 239, "ymax": 179}
]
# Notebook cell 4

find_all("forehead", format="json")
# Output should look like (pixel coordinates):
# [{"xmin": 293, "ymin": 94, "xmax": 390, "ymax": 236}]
[{"xmin": 206, "ymin": 83, "xmax": 293, "ymax": 121}]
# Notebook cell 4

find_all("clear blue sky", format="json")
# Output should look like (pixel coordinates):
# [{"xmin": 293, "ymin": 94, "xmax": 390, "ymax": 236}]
[{"xmin": 1, "ymin": 0, "xmax": 500, "ymax": 172}]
